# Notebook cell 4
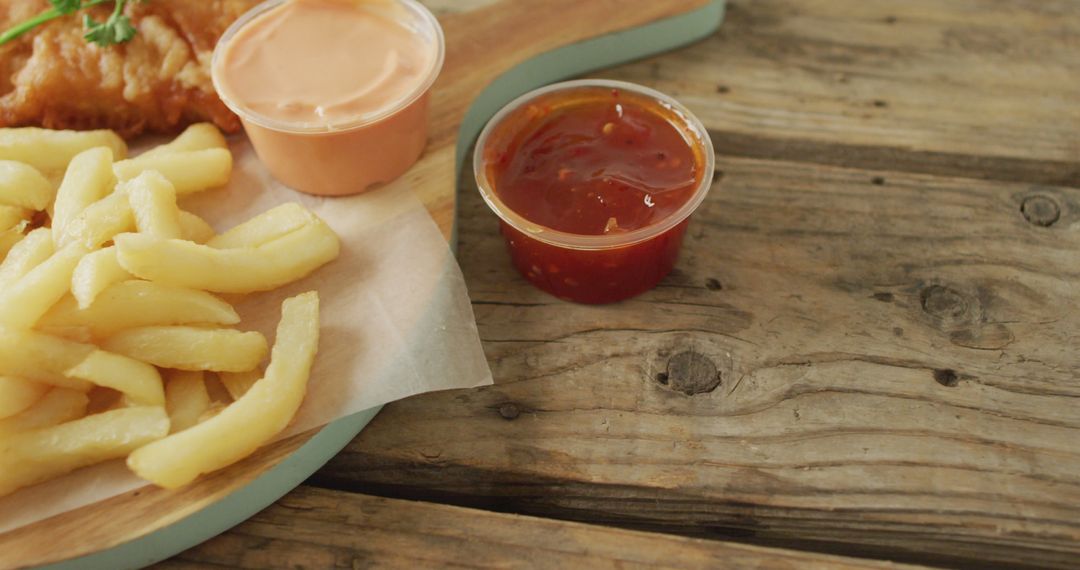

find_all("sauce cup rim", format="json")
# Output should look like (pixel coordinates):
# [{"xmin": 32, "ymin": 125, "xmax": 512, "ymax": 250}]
[
  {"xmin": 473, "ymin": 79, "xmax": 716, "ymax": 251},
  {"xmin": 211, "ymin": 0, "xmax": 445, "ymax": 134}
]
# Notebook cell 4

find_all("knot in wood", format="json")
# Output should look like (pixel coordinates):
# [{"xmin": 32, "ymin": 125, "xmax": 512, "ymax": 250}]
[
  {"xmin": 933, "ymin": 368, "xmax": 960, "ymax": 387},
  {"xmin": 1020, "ymin": 195, "xmax": 1060, "ymax": 227},
  {"xmin": 920, "ymin": 285, "xmax": 969, "ymax": 320},
  {"xmin": 498, "ymin": 403, "xmax": 520, "ymax": 420},
  {"xmin": 661, "ymin": 351, "xmax": 721, "ymax": 395}
]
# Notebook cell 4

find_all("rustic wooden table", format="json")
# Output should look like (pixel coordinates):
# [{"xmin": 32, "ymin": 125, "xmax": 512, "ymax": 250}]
[{"xmin": 162, "ymin": 0, "xmax": 1079, "ymax": 568}]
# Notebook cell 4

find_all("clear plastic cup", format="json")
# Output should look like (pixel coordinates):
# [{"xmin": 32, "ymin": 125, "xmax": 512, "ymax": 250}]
[
  {"xmin": 473, "ymin": 79, "xmax": 715, "ymax": 304},
  {"xmin": 212, "ymin": 0, "xmax": 445, "ymax": 196}
]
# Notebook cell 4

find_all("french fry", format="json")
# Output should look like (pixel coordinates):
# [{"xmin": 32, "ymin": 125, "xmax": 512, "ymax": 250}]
[
  {"xmin": 0, "ymin": 210, "xmax": 28, "ymax": 258},
  {"xmin": 179, "ymin": 210, "xmax": 215, "ymax": 244},
  {"xmin": 128, "ymin": 292, "xmax": 318, "ymax": 488},
  {"xmin": 0, "ymin": 241, "xmax": 87, "ymax": 328},
  {"xmin": 0, "ymin": 160, "xmax": 53, "ymax": 210},
  {"xmin": 124, "ymin": 171, "xmax": 181, "ymax": 239},
  {"xmin": 115, "ymin": 217, "xmax": 340, "ymax": 293},
  {"xmin": 40, "ymin": 325, "xmax": 94, "ymax": 343},
  {"xmin": 0, "ymin": 223, "xmax": 25, "ymax": 259},
  {"xmin": 65, "ymin": 350, "xmax": 164, "ymax": 405},
  {"xmin": 0, "ymin": 406, "xmax": 169, "ymax": 497},
  {"xmin": 70, "ymin": 246, "xmax": 130, "ymax": 309},
  {"xmin": 113, "ymin": 149, "xmax": 232, "ymax": 195},
  {"xmin": 59, "ymin": 189, "xmax": 133, "ymax": 249},
  {"xmin": 0, "ymin": 205, "xmax": 29, "ymax": 229},
  {"xmin": 101, "ymin": 326, "xmax": 268, "ymax": 372},
  {"xmin": 0, "ymin": 327, "xmax": 94, "ymax": 391},
  {"xmin": 0, "ymin": 228, "xmax": 54, "ymax": 289},
  {"xmin": 51, "ymin": 147, "xmax": 115, "ymax": 245},
  {"xmin": 138, "ymin": 123, "xmax": 227, "ymax": 159},
  {"xmin": 0, "ymin": 127, "xmax": 126, "ymax": 172},
  {"xmin": 0, "ymin": 388, "xmax": 89, "ymax": 437},
  {"xmin": 41, "ymin": 280, "xmax": 240, "ymax": 338},
  {"xmin": 0, "ymin": 123, "xmax": 343, "ymax": 496},
  {"xmin": 198, "ymin": 401, "xmax": 228, "ymax": 423},
  {"xmin": 0, "ymin": 326, "xmax": 157, "ymax": 401},
  {"xmin": 0, "ymin": 376, "xmax": 50, "ymax": 419},
  {"xmin": 164, "ymin": 370, "xmax": 209, "ymax": 433},
  {"xmin": 218, "ymin": 368, "xmax": 261, "ymax": 400},
  {"xmin": 207, "ymin": 202, "xmax": 314, "ymax": 249}
]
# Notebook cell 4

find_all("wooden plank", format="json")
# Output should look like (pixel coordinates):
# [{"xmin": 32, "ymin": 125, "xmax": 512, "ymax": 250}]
[
  {"xmin": 156, "ymin": 487, "xmax": 924, "ymax": 570},
  {"xmin": 591, "ymin": 0, "xmax": 1080, "ymax": 186},
  {"xmin": 0, "ymin": 1, "xmax": 714, "ymax": 567},
  {"xmin": 315, "ymin": 154, "xmax": 1080, "ymax": 569},
  {"xmin": 309, "ymin": 2, "xmax": 1080, "ymax": 565},
  {"xmin": 309, "ymin": 0, "xmax": 1080, "ymax": 566}
]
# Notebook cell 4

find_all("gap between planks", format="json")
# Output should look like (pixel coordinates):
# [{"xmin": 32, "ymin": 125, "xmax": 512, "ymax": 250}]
[{"xmin": 157, "ymin": 486, "xmax": 927, "ymax": 570}]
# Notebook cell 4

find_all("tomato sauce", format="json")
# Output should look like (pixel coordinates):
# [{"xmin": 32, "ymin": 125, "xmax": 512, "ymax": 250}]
[
  {"xmin": 477, "ymin": 83, "xmax": 711, "ymax": 304},
  {"xmin": 492, "ymin": 91, "xmax": 698, "ymax": 235}
]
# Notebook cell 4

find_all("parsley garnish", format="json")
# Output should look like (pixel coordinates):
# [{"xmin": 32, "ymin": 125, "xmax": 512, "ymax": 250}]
[
  {"xmin": 83, "ymin": 0, "xmax": 137, "ymax": 46},
  {"xmin": 54, "ymin": 0, "xmax": 85, "ymax": 13},
  {"xmin": 0, "ymin": 0, "xmax": 147, "ymax": 47}
]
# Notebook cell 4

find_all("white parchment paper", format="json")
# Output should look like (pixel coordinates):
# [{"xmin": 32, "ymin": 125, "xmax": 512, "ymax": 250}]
[{"xmin": 0, "ymin": 137, "xmax": 493, "ymax": 534}]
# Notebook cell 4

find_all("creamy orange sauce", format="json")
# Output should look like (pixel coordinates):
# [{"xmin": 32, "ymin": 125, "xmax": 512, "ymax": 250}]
[{"xmin": 214, "ymin": 0, "xmax": 435, "ymax": 128}]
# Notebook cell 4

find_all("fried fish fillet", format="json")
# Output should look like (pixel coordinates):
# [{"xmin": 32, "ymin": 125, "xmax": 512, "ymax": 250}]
[{"xmin": 0, "ymin": 0, "xmax": 260, "ymax": 138}]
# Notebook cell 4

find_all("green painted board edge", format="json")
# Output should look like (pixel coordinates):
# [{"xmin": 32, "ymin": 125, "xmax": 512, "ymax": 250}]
[{"xmin": 39, "ymin": 2, "xmax": 724, "ymax": 568}]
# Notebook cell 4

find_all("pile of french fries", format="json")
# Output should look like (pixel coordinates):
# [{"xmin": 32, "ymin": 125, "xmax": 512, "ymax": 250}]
[{"xmin": 0, "ymin": 124, "xmax": 340, "ymax": 496}]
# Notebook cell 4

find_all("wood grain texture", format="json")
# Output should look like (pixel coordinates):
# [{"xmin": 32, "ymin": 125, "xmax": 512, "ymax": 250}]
[
  {"xmin": 157, "ymin": 487, "xmax": 926, "ymax": 570},
  {"xmin": 0, "ymin": 1, "xmax": 710, "ymax": 568},
  {"xmin": 196, "ymin": 0, "xmax": 1080, "ymax": 566},
  {"xmin": 317, "ymin": 137, "xmax": 1080, "ymax": 566},
  {"xmin": 209, "ymin": 0, "xmax": 1080, "ymax": 568},
  {"xmin": 592, "ymin": 0, "xmax": 1080, "ymax": 186}
]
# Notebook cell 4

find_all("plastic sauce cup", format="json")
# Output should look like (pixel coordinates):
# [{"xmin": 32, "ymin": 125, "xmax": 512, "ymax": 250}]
[
  {"xmin": 211, "ymin": 0, "xmax": 445, "ymax": 196},
  {"xmin": 474, "ymin": 80, "xmax": 715, "ymax": 304}
]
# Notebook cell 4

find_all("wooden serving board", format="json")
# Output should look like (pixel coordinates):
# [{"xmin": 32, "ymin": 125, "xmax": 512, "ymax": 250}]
[{"xmin": 0, "ymin": 1, "xmax": 724, "ymax": 568}]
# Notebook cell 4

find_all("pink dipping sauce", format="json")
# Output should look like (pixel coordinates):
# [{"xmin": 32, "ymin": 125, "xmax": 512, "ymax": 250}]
[{"xmin": 212, "ymin": 0, "xmax": 444, "ymax": 196}]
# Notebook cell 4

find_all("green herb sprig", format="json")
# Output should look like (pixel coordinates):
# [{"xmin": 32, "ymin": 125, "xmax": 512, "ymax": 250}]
[{"xmin": 0, "ymin": 0, "xmax": 147, "ymax": 47}]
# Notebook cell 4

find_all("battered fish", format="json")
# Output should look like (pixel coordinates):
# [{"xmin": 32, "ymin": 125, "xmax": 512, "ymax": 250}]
[{"xmin": 0, "ymin": 0, "xmax": 260, "ymax": 138}]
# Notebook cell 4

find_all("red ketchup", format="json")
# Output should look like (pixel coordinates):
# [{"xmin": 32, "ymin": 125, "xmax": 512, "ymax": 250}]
[{"xmin": 475, "ymin": 81, "xmax": 714, "ymax": 304}]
